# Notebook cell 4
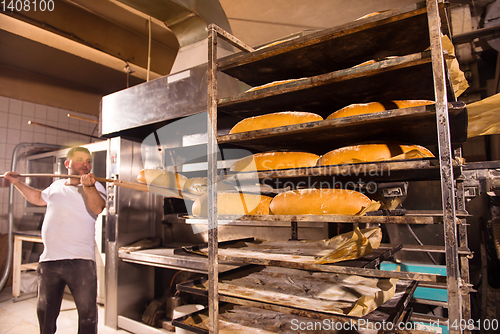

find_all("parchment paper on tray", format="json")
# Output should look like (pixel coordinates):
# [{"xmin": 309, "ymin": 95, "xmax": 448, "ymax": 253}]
[
  {"xmin": 467, "ymin": 92, "xmax": 500, "ymax": 138},
  {"xmin": 313, "ymin": 227, "xmax": 381, "ymax": 264},
  {"xmin": 184, "ymin": 227, "xmax": 382, "ymax": 265},
  {"xmin": 197, "ymin": 266, "xmax": 398, "ymax": 317}
]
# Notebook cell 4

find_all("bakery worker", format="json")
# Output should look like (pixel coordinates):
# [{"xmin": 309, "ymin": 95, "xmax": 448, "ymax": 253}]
[{"xmin": 3, "ymin": 147, "xmax": 106, "ymax": 334}]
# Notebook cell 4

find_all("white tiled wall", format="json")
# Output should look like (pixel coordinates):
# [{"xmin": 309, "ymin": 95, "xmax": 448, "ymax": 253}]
[{"xmin": 0, "ymin": 95, "xmax": 100, "ymax": 233}]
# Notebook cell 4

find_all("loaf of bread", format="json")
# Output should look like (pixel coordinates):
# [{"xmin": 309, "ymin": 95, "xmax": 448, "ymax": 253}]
[
  {"xmin": 326, "ymin": 102, "xmax": 385, "ymax": 119},
  {"xmin": 192, "ymin": 192, "xmax": 273, "ymax": 216},
  {"xmin": 229, "ymin": 111, "xmax": 323, "ymax": 134},
  {"xmin": 269, "ymin": 188, "xmax": 373, "ymax": 215},
  {"xmin": 183, "ymin": 177, "xmax": 235, "ymax": 195},
  {"xmin": 137, "ymin": 169, "xmax": 188, "ymax": 190},
  {"xmin": 255, "ymin": 36, "xmax": 299, "ymax": 50},
  {"xmin": 183, "ymin": 177, "xmax": 207, "ymax": 195},
  {"xmin": 246, "ymin": 78, "xmax": 300, "ymax": 92},
  {"xmin": 392, "ymin": 100, "xmax": 435, "ymax": 109},
  {"xmin": 326, "ymin": 100, "xmax": 435, "ymax": 120},
  {"xmin": 317, "ymin": 144, "xmax": 434, "ymax": 166},
  {"xmin": 230, "ymin": 151, "xmax": 320, "ymax": 172},
  {"xmin": 353, "ymin": 56, "xmax": 397, "ymax": 68}
]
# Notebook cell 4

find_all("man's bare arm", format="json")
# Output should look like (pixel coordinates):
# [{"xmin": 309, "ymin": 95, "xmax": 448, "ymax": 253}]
[{"xmin": 3, "ymin": 172, "xmax": 47, "ymax": 206}]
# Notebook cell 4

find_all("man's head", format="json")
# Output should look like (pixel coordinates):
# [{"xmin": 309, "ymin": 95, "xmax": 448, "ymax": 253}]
[{"xmin": 65, "ymin": 147, "xmax": 92, "ymax": 175}]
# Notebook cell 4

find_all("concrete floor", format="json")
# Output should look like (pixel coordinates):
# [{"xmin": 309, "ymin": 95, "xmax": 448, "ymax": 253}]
[{"xmin": 0, "ymin": 288, "xmax": 130, "ymax": 334}]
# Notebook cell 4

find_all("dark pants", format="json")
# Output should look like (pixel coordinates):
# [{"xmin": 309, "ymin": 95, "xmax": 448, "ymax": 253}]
[{"xmin": 37, "ymin": 259, "xmax": 98, "ymax": 334}]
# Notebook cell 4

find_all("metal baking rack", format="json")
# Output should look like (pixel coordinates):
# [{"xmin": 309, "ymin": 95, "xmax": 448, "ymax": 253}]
[{"xmin": 203, "ymin": 0, "xmax": 471, "ymax": 333}]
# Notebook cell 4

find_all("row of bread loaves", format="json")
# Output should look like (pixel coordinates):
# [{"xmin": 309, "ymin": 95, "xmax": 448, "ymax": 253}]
[
  {"xmin": 229, "ymin": 100, "xmax": 434, "ymax": 134},
  {"xmin": 230, "ymin": 143, "xmax": 434, "ymax": 172},
  {"xmin": 191, "ymin": 188, "xmax": 376, "ymax": 217},
  {"xmin": 137, "ymin": 169, "xmax": 379, "ymax": 217}
]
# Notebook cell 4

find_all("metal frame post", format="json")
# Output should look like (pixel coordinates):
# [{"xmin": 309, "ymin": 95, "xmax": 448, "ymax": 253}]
[
  {"xmin": 206, "ymin": 24, "xmax": 254, "ymax": 334},
  {"xmin": 426, "ymin": 0, "xmax": 463, "ymax": 332},
  {"xmin": 207, "ymin": 25, "xmax": 219, "ymax": 334}
]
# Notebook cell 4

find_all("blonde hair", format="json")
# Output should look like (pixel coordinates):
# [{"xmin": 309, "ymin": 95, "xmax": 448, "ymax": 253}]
[{"xmin": 67, "ymin": 147, "xmax": 91, "ymax": 160}]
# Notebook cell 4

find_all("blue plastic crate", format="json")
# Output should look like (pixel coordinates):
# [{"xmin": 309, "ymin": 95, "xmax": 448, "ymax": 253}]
[
  {"xmin": 380, "ymin": 261, "xmax": 449, "ymax": 333},
  {"xmin": 380, "ymin": 261, "xmax": 448, "ymax": 302}
]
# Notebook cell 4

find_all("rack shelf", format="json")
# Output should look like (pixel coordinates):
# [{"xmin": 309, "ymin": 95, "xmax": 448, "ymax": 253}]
[
  {"xmin": 193, "ymin": 214, "xmax": 451, "ymax": 225},
  {"xmin": 175, "ymin": 240, "xmax": 444, "ymax": 283},
  {"xmin": 224, "ymin": 159, "xmax": 462, "ymax": 185},
  {"xmin": 117, "ymin": 247, "xmax": 241, "ymax": 274},
  {"xmin": 217, "ymin": 2, "xmax": 448, "ymax": 87}
]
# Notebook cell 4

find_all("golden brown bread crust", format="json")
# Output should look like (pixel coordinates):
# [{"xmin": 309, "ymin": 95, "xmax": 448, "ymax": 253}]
[
  {"xmin": 326, "ymin": 102, "xmax": 385, "ymax": 120},
  {"xmin": 326, "ymin": 100, "xmax": 435, "ymax": 120},
  {"xmin": 183, "ymin": 177, "xmax": 208, "ymax": 195},
  {"xmin": 137, "ymin": 169, "xmax": 187, "ymax": 190},
  {"xmin": 269, "ymin": 189, "xmax": 372, "ymax": 215},
  {"xmin": 317, "ymin": 144, "xmax": 434, "ymax": 166},
  {"xmin": 246, "ymin": 78, "xmax": 300, "ymax": 92},
  {"xmin": 230, "ymin": 152, "xmax": 320, "ymax": 172},
  {"xmin": 229, "ymin": 111, "xmax": 323, "ymax": 134},
  {"xmin": 392, "ymin": 100, "xmax": 435, "ymax": 109},
  {"xmin": 192, "ymin": 192, "xmax": 272, "ymax": 216}
]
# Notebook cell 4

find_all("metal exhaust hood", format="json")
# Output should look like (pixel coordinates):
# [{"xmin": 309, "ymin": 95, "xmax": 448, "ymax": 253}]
[{"xmin": 114, "ymin": 0, "xmax": 235, "ymax": 72}]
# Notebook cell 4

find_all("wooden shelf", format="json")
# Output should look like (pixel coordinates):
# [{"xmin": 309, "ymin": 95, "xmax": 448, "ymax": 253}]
[
  {"xmin": 189, "ymin": 214, "xmax": 447, "ymax": 225},
  {"xmin": 218, "ymin": 53, "xmax": 454, "ymax": 120},
  {"xmin": 175, "ymin": 240, "xmax": 445, "ymax": 282},
  {"xmin": 222, "ymin": 158, "xmax": 462, "ymax": 185}
]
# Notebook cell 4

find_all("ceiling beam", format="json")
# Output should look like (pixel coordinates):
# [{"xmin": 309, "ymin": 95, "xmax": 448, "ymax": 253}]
[
  {"xmin": 0, "ymin": 13, "xmax": 163, "ymax": 81},
  {"xmin": 0, "ymin": 64, "xmax": 103, "ymax": 116}
]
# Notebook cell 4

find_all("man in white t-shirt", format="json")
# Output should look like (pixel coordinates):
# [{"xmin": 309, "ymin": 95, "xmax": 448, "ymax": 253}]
[{"xmin": 4, "ymin": 147, "xmax": 106, "ymax": 334}]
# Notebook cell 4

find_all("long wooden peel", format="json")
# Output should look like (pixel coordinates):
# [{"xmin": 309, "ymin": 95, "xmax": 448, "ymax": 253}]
[
  {"xmin": 0, "ymin": 173, "xmax": 115, "ymax": 183},
  {"xmin": 1, "ymin": 173, "xmax": 199, "ymax": 200}
]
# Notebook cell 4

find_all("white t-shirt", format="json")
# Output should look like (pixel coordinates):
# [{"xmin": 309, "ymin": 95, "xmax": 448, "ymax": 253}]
[{"xmin": 40, "ymin": 179, "xmax": 106, "ymax": 262}]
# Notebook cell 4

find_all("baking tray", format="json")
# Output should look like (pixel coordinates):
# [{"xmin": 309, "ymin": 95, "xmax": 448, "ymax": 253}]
[
  {"xmin": 173, "ymin": 303, "xmax": 384, "ymax": 334},
  {"xmin": 176, "ymin": 265, "xmax": 418, "ymax": 324},
  {"xmin": 173, "ymin": 238, "xmax": 445, "ymax": 282},
  {"xmin": 175, "ymin": 238, "xmax": 402, "ymax": 270},
  {"xmin": 222, "ymin": 158, "xmax": 462, "ymax": 185},
  {"xmin": 217, "ymin": 2, "xmax": 448, "ymax": 87},
  {"xmin": 185, "ymin": 214, "xmax": 447, "ymax": 225},
  {"xmin": 174, "ymin": 238, "xmax": 446, "ymax": 283}
]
